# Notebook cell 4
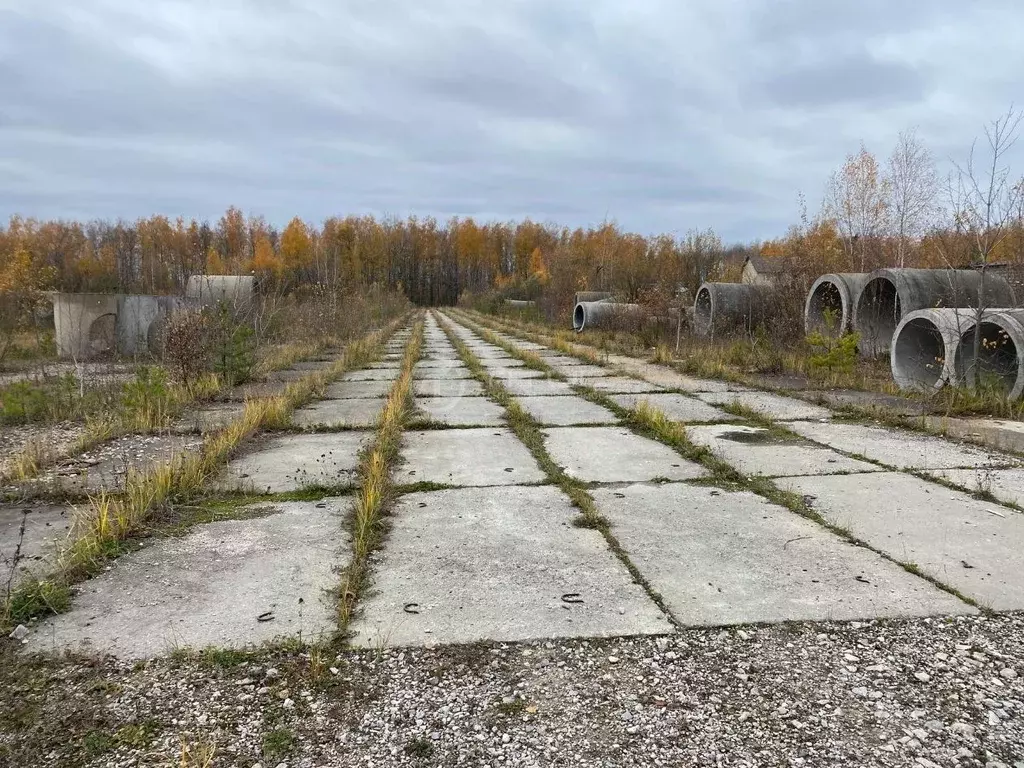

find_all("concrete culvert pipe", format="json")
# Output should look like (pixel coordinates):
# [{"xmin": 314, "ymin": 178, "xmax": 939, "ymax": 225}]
[
  {"xmin": 891, "ymin": 308, "xmax": 978, "ymax": 391},
  {"xmin": 953, "ymin": 310, "xmax": 1024, "ymax": 399},
  {"xmin": 504, "ymin": 299, "xmax": 535, "ymax": 308},
  {"xmin": 853, "ymin": 268, "xmax": 1016, "ymax": 358},
  {"xmin": 573, "ymin": 301, "xmax": 641, "ymax": 332},
  {"xmin": 804, "ymin": 273, "xmax": 869, "ymax": 336},
  {"xmin": 692, "ymin": 283, "xmax": 769, "ymax": 338},
  {"xmin": 574, "ymin": 291, "xmax": 615, "ymax": 305}
]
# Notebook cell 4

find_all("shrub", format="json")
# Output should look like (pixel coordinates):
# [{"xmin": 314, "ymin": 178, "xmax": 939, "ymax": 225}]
[{"xmin": 161, "ymin": 308, "xmax": 212, "ymax": 388}]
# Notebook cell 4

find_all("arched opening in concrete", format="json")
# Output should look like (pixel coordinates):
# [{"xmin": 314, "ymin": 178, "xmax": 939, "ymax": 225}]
[
  {"xmin": 955, "ymin": 320, "xmax": 1022, "ymax": 396},
  {"xmin": 88, "ymin": 313, "xmax": 117, "ymax": 356},
  {"xmin": 694, "ymin": 286, "xmax": 713, "ymax": 335},
  {"xmin": 891, "ymin": 316, "xmax": 948, "ymax": 390},
  {"xmin": 806, "ymin": 279, "xmax": 844, "ymax": 335},
  {"xmin": 856, "ymin": 276, "xmax": 901, "ymax": 356}
]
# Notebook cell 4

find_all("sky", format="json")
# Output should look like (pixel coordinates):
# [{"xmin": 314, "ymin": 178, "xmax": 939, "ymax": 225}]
[{"xmin": 1, "ymin": 0, "xmax": 1023, "ymax": 243}]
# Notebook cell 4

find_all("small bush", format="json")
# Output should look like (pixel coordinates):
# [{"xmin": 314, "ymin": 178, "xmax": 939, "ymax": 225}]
[{"xmin": 161, "ymin": 309, "xmax": 212, "ymax": 387}]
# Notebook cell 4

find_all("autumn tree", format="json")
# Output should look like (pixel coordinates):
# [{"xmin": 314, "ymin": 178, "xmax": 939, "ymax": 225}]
[
  {"xmin": 885, "ymin": 129, "xmax": 939, "ymax": 267},
  {"xmin": 825, "ymin": 146, "xmax": 889, "ymax": 271}
]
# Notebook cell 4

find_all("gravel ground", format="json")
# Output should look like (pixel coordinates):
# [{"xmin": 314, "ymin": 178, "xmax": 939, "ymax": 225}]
[
  {"xmin": 0, "ymin": 422, "xmax": 86, "ymax": 478},
  {"xmin": 2, "ymin": 613, "xmax": 1022, "ymax": 767}
]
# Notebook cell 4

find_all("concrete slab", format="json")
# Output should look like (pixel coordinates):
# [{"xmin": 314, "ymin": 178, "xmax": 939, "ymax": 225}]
[
  {"xmin": 267, "ymin": 369, "xmax": 313, "ymax": 383},
  {"xmin": 400, "ymin": 428, "xmax": 545, "ymax": 486},
  {"xmin": 467, "ymin": 348, "xmax": 512, "ymax": 359},
  {"xmin": 413, "ymin": 397, "xmax": 505, "ymax": 426},
  {"xmin": 609, "ymin": 393, "xmax": 736, "ymax": 424},
  {"xmin": 0, "ymin": 502, "xmax": 73, "ymax": 579},
  {"xmin": 413, "ymin": 365, "xmax": 474, "ymax": 380},
  {"xmin": 26, "ymin": 500, "xmax": 346, "ymax": 658},
  {"xmin": 787, "ymin": 420, "xmax": 1021, "ymax": 470},
  {"xmin": 349, "ymin": 486, "xmax": 672, "ymax": 647},
  {"xmin": 413, "ymin": 378, "xmax": 485, "ymax": 398},
  {"xmin": 324, "ymin": 379, "xmax": 394, "ymax": 399},
  {"xmin": 591, "ymin": 484, "xmax": 971, "ymax": 625},
  {"xmin": 515, "ymin": 396, "xmax": 619, "ymax": 426},
  {"xmin": 219, "ymin": 381, "xmax": 289, "ymax": 401},
  {"xmin": 487, "ymin": 368, "xmax": 545, "ymax": 380},
  {"xmin": 548, "ymin": 364, "xmax": 611, "ymax": 378},
  {"xmin": 537, "ymin": 353, "xmax": 587, "ymax": 365},
  {"xmin": 572, "ymin": 376, "xmax": 665, "ymax": 394},
  {"xmin": 783, "ymin": 472, "xmax": 1024, "ymax": 611},
  {"xmin": 686, "ymin": 424, "xmax": 881, "ymax": 477},
  {"xmin": 543, "ymin": 426, "xmax": 707, "ymax": 483},
  {"xmin": 289, "ymin": 360, "xmax": 336, "ymax": 371},
  {"xmin": 695, "ymin": 391, "xmax": 833, "ymax": 421},
  {"xmin": 215, "ymin": 432, "xmax": 370, "ymax": 493},
  {"xmin": 927, "ymin": 467, "xmax": 1024, "ymax": 508},
  {"xmin": 478, "ymin": 358, "xmax": 526, "ymax": 369},
  {"xmin": 415, "ymin": 358, "xmax": 463, "ymax": 368},
  {"xmin": 501, "ymin": 378, "xmax": 576, "ymax": 397},
  {"xmin": 293, "ymin": 397, "xmax": 385, "ymax": 429},
  {"xmin": 339, "ymin": 368, "xmax": 400, "ymax": 382},
  {"xmin": 171, "ymin": 402, "xmax": 246, "ymax": 433}
]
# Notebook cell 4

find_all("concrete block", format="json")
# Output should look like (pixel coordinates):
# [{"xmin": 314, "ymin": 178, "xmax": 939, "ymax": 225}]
[
  {"xmin": 695, "ymin": 391, "xmax": 832, "ymax": 421},
  {"xmin": 171, "ymin": 403, "xmax": 246, "ymax": 433},
  {"xmin": 413, "ymin": 379, "xmax": 485, "ymax": 398},
  {"xmin": 324, "ymin": 380, "xmax": 394, "ymax": 399},
  {"xmin": 413, "ymin": 365, "xmax": 474, "ymax": 380},
  {"xmin": 783, "ymin": 472, "xmax": 1024, "ymax": 611},
  {"xmin": 787, "ymin": 421, "xmax": 1021, "ymax": 470},
  {"xmin": 686, "ymin": 424, "xmax": 881, "ymax": 477},
  {"xmin": 487, "ymin": 368, "xmax": 545, "ymax": 380},
  {"xmin": 515, "ymin": 396, "xmax": 618, "ymax": 426},
  {"xmin": 26, "ymin": 500, "xmax": 345, "ymax": 658},
  {"xmin": 591, "ymin": 484, "xmax": 971, "ymax": 625},
  {"xmin": 0, "ymin": 502, "xmax": 72, "ymax": 579},
  {"xmin": 543, "ymin": 426, "xmax": 706, "ymax": 483},
  {"xmin": 502, "ymin": 378, "xmax": 576, "ymax": 397},
  {"xmin": 572, "ymin": 376, "xmax": 665, "ymax": 394},
  {"xmin": 927, "ymin": 467, "xmax": 1024, "ymax": 508},
  {"xmin": 400, "ymin": 429, "xmax": 545, "ymax": 486},
  {"xmin": 609, "ymin": 393, "xmax": 736, "ymax": 423},
  {"xmin": 215, "ymin": 432, "xmax": 370, "ymax": 493},
  {"xmin": 293, "ymin": 398, "xmax": 386, "ymax": 429},
  {"xmin": 349, "ymin": 486, "xmax": 672, "ymax": 647},
  {"xmin": 413, "ymin": 397, "xmax": 505, "ymax": 426}
]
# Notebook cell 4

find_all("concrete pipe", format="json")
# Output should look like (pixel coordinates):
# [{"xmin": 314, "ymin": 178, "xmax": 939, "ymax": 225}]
[
  {"xmin": 890, "ymin": 308, "xmax": 980, "ymax": 391},
  {"xmin": 574, "ymin": 291, "xmax": 614, "ymax": 305},
  {"xmin": 692, "ymin": 282, "xmax": 769, "ymax": 338},
  {"xmin": 573, "ymin": 301, "xmax": 641, "ymax": 332},
  {"xmin": 804, "ymin": 273, "xmax": 870, "ymax": 336},
  {"xmin": 953, "ymin": 309, "xmax": 1024, "ymax": 399},
  {"xmin": 52, "ymin": 293, "xmax": 121, "ymax": 360},
  {"xmin": 853, "ymin": 268, "xmax": 1016, "ymax": 358},
  {"xmin": 116, "ymin": 295, "xmax": 162, "ymax": 356},
  {"xmin": 504, "ymin": 299, "xmax": 535, "ymax": 308}
]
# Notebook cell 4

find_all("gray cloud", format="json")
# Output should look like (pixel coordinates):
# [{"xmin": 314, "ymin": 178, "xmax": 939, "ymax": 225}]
[{"xmin": 1, "ymin": 0, "xmax": 1023, "ymax": 241}]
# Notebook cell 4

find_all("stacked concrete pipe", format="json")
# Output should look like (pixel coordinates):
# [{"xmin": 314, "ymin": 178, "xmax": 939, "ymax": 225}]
[
  {"xmin": 890, "ymin": 308, "xmax": 978, "ymax": 391},
  {"xmin": 692, "ymin": 282, "xmax": 770, "ymax": 338},
  {"xmin": 572, "ymin": 301, "xmax": 641, "ymax": 332},
  {"xmin": 853, "ymin": 268, "xmax": 1016, "ymax": 358},
  {"xmin": 953, "ymin": 309, "xmax": 1024, "ymax": 399},
  {"xmin": 804, "ymin": 273, "xmax": 870, "ymax": 335}
]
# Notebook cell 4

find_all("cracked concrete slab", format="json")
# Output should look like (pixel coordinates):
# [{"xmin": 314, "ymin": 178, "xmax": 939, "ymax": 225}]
[
  {"xmin": 608, "ymin": 393, "xmax": 736, "ymax": 424},
  {"xmin": 413, "ymin": 378, "xmax": 486, "ymax": 398},
  {"xmin": 25, "ymin": 500, "xmax": 347, "ymax": 658},
  {"xmin": 349, "ymin": 486, "xmax": 672, "ymax": 647},
  {"xmin": 573, "ymin": 377, "xmax": 665, "ymax": 394},
  {"xmin": 324, "ymin": 379, "xmax": 394, "ymax": 399},
  {"xmin": 591, "ymin": 484, "xmax": 971, "ymax": 625},
  {"xmin": 171, "ymin": 402, "xmax": 247, "ymax": 434},
  {"xmin": 487, "ymin": 368, "xmax": 545, "ymax": 380},
  {"xmin": 292, "ymin": 398, "xmax": 386, "ymax": 429},
  {"xmin": 215, "ymin": 432, "xmax": 370, "ymax": 493},
  {"xmin": 413, "ymin": 366, "xmax": 474, "ymax": 380},
  {"xmin": 786, "ymin": 421, "xmax": 1021, "ymax": 470},
  {"xmin": 927, "ymin": 467, "xmax": 1024, "ymax": 508},
  {"xmin": 338, "ymin": 368, "xmax": 399, "ymax": 382},
  {"xmin": 783, "ymin": 472, "xmax": 1024, "ymax": 611},
  {"xmin": 547, "ymin": 364, "xmax": 612, "ymax": 378},
  {"xmin": 413, "ymin": 397, "xmax": 505, "ymax": 426},
  {"xmin": 400, "ymin": 428, "xmax": 545, "ymax": 486},
  {"xmin": 686, "ymin": 424, "xmax": 881, "ymax": 477},
  {"xmin": 543, "ymin": 426, "xmax": 706, "ymax": 483},
  {"xmin": 1, "ymin": 502, "xmax": 73, "ymax": 579},
  {"xmin": 695, "ymin": 391, "xmax": 832, "ymax": 421},
  {"xmin": 514, "ymin": 396, "xmax": 619, "ymax": 426}
]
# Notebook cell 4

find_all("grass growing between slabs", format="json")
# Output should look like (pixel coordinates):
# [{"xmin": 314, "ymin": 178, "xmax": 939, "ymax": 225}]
[
  {"xmin": 337, "ymin": 318, "xmax": 424, "ymax": 634},
  {"xmin": 434, "ymin": 311, "xmax": 682, "ymax": 626},
  {"xmin": 2, "ymin": 316, "xmax": 411, "ymax": 628},
  {"xmin": 452, "ymin": 309, "xmax": 984, "ymax": 610}
]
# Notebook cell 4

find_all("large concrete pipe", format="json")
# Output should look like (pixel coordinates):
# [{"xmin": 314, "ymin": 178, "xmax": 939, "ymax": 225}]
[
  {"xmin": 572, "ymin": 301, "xmax": 641, "ymax": 332},
  {"xmin": 692, "ymin": 282, "xmax": 769, "ymax": 338},
  {"xmin": 504, "ymin": 299, "xmax": 536, "ymax": 308},
  {"xmin": 953, "ymin": 309, "xmax": 1024, "ymax": 398},
  {"xmin": 804, "ymin": 273, "xmax": 869, "ymax": 336},
  {"xmin": 574, "ymin": 291, "xmax": 614, "ymax": 305},
  {"xmin": 853, "ymin": 269, "xmax": 1016, "ymax": 358},
  {"xmin": 52, "ymin": 293, "xmax": 120, "ymax": 360},
  {"xmin": 890, "ymin": 308, "xmax": 979, "ymax": 391}
]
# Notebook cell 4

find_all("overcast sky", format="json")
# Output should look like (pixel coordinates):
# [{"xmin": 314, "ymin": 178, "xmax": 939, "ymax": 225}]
[{"xmin": 2, "ymin": 0, "xmax": 1023, "ymax": 242}]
